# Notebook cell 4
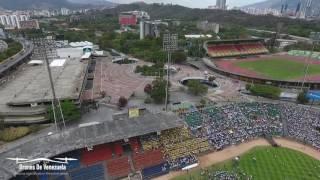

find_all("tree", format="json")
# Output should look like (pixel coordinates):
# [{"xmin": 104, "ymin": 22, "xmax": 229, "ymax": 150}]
[
  {"xmin": 118, "ymin": 96, "xmax": 128, "ymax": 108},
  {"xmin": 187, "ymin": 80, "xmax": 208, "ymax": 96},
  {"xmin": 208, "ymin": 76, "xmax": 216, "ymax": 82},
  {"xmin": 150, "ymin": 78, "xmax": 168, "ymax": 104},
  {"xmin": 48, "ymin": 100, "xmax": 81, "ymax": 123},
  {"xmin": 172, "ymin": 51, "xmax": 187, "ymax": 64},
  {"xmin": 248, "ymin": 84, "xmax": 281, "ymax": 99},
  {"xmin": 144, "ymin": 84, "xmax": 152, "ymax": 94},
  {"xmin": 297, "ymin": 91, "xmax": 309, "ymax": 104}
]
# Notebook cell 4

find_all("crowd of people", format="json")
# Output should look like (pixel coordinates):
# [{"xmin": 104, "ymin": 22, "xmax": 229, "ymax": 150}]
[
  {"xmin": 140, "ymin": 128, "xmax": 209, "ymax": 170},
  {"xmin": 138, "ymin": 102, "xmax": 320, "ymax": 171},
  {"xmin": 181, "ymin": 102, "xmax": 320, "ymax": 151},
  {"xmin": 282, "ymin": 104, "xmax": 320, "ymax": 150},
  {"xmin": 200, "ymin": 170, "xmax": 241, "ymax": 180}
]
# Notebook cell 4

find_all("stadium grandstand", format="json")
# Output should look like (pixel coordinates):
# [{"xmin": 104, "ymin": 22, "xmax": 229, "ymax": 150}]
[
  {"xmin": 6, "ymin": 102, "xmax": 320, "ymax": 180},
  {"xmin": 205, "ymin": 39, "xmax": 269, "ymax": 58}
]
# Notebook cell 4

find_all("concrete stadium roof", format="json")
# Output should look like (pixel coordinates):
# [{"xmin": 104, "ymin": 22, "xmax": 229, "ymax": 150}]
[
  {"xmin": 0, "ymin": 110, "xmax": 184, "ymax": 179},
  {"xmin": 0, "ymin": 48, "xmax": 87, "ymax": 109}
]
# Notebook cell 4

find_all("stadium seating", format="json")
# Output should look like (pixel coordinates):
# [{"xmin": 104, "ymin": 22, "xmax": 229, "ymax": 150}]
[
  {"xmin": 207, "ymin": 42, "xmax": 268, "ymax": 58},
  {"xmin": 133, "ymin": 149, "xmax": 165, "ymax": 170},
  {"xmin": 184, "ymin": 111, "xmax": 203, "ymax": 128},
  {"xmin": 142, "ymin": 162, "xmax": 170, "ymax": 180},
  {"xmin": 160, "ymin": 128, "xmax": 210, "ymax": 163},
  {"xmin": 140, "ymin": 134, "xmax": 161, "ymax": 151},
  {"xmin": 81, "ymin": 144, "xmax": 113, "ymax": 165},
  {"xmin": 70, "ymin": 164, "xmax": 105, "ymax": 180},
  {"xmin": 106, "ymin": 156, "xmax": 131, "ymax": 178},
  {"xmin": 129, "ymin": 137, "xmax": 141, "ymax": 154},
  {"xmin": 113, "ymin": 141, "xmax": 124, "ymax": 157}
]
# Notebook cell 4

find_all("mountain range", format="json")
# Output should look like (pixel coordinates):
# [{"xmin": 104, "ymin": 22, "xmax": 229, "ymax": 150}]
[{"xmin": 0, "ymin": 0, "xmax": 116, "ymax": 10}]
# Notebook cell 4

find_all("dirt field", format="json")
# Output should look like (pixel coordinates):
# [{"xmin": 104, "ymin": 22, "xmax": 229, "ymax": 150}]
[{"xmin": 154, "ymin": 138, "xmax": 320, "ymax": 180}]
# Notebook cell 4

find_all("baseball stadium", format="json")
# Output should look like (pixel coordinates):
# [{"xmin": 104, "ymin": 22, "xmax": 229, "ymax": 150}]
[{"xmin": 203, "ymin": 39, "xmax": 320, "ymax": 89}]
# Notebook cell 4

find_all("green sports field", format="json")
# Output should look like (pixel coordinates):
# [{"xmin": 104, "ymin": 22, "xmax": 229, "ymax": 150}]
[
  {"xmin": 235, "ymin": 58, "xmax": 320, "ymax": 80},
  {"xmin": 174, "ymin": 147, "xmax": 320, "ymax": 180}
]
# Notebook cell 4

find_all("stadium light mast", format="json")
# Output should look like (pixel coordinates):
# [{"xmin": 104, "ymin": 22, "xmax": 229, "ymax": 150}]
[
  {"xmin": 32, "ymin": 37, "xmax": 66, "ymax": 132},
  {"xmin": 163, "ymin": 33, "xmax": 178, "ymax": 112},
  {"xmin": 301, "ymin": 32, "xmax": 320, "ymax": 90}
]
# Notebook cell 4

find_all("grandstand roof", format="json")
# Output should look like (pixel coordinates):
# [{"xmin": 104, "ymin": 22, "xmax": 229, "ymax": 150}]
[
  {"xmin": 206, "ymin": 38, "xmax": 265, "ymax": 45},
  {"xmin": 0, "ymin": 110, "xmax": 183, "ymax": 179}
]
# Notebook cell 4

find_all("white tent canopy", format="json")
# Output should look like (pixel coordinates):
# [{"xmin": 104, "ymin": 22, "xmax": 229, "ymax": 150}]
[
  {"xmin": 28, "ymin": 60, "xmax": 43, "ymax": 65},
  {"xmin": 69, "ymin": 41, "xmax": 93, "ymax": 48},
  {"xmin": 50, "ymin": 59, "xmax": 66, "ymax": 67}
]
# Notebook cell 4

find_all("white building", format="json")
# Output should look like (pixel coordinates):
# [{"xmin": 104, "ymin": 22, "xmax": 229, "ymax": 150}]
[
  {"xmin": 216, "ymin": 0, "xmax": 226, "ymax": 10},
  {"xmin": 61, "ymin": 8, "xmax": 71, "ymax": 16},
  {"xmin": 0, "ymin": 13, "xmax": 29, "ymax": 29},
  {"xmin": 197, "ymin": 21, "xmax": 219, "ymax": 33}
]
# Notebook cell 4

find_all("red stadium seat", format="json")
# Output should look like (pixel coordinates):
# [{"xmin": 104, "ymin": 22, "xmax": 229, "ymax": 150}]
[
  {"xmin": 113, "ymin": 141, "xmax": 124, "ymax": 157},
  {"xmin": 207, "ymin": 42, "xmax": 268, "ymax": 58},
  {"xmin": 81, "ymin": 144, "xmax": 113, "ymax": 166},
  {"xmin": 132, "ymin": 149, "xmax": 165, "ymax": 170},
  {"xmin": 129, "ymin": 137, "xmax": 141, "ymax": 154},
  {"xmin": 106, "ymin": 156, "xmax": 131, "ymax": 178}
]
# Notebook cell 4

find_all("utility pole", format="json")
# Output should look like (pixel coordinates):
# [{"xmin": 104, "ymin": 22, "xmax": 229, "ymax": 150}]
[
  {"xmin": 32, "ymin": 37, "xmax": 65, "ymax": 132},
  {"xmin": 301, "ymin": 32, "xmax": 320, "ymax": 90},
  {"xmin": 163, "ymin": 33, "xmax": 178, "ymax": 112}
]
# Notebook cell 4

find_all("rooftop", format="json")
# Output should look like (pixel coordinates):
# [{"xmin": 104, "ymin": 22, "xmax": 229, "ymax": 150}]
[
  {"xmin": 0, "ymin": 110, "xmax": 184, "ymax": 179},
  {"xmin": 0, "ymin": 48, "xmax": 87, "ymax": 108}
]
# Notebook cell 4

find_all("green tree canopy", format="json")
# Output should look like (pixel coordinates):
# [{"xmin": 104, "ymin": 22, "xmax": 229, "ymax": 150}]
[
  {"xmin": 150, "ymin": 78, "xmax": 168, "ymax": 104},
  {"xmin": 48, "ymin": 100, "xmax": 81, "ymax": 123},
  {"xmin": 187, "ymin": 80, "xmax": 208, "ymax": 96}
]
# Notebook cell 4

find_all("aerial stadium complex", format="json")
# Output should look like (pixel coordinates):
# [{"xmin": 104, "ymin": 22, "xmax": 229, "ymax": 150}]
[
  {"xmin": 203, "ymin": 39, "xmax": 320, "ymax": 89},
  {"xmin": 0, "ymin": 9, "xmax": 320, "ymax": 180}
]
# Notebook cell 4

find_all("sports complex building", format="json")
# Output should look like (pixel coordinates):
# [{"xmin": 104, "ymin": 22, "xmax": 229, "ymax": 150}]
[
  {"xmin": 203, "ymin": 39, "xmax": 320, "ymax": 89},
  {"xmin": 0, "ymin": 47, "xmax": 88, "ymax": 125}
]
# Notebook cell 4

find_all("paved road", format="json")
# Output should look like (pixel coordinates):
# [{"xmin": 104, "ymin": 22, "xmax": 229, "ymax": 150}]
[{"xmin": 0, "ymin": 38, "xmax": 33, "ymax": 75}]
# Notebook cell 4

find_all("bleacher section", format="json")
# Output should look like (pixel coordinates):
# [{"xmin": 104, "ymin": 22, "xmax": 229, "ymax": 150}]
[
  {"xmin": 142, "ymin": 163, "xmax": 170, "ymax": 180},
  {"xmin": 206, "ymin": 41, "xmax": 268, "ymax": 58},
  {"xmin": 184, "ymin": 111, "xmax": 203, "ymax": 128},
  {"xmin": 113, "ymin": 141, "xmax": 124, "ymax": 157},
  {"xmin": 70, "ymin": 164, "xmax": 105, "ymax": 180},
  {"xmin": 288, "ymin": 50, "xmax": 320, "ymax": 59},
  {"xmin": 133, "ymin": 149, "xmax": 165, "ymax": 170},
  {"xmin": 81, "ymin": 144, "xmax": 113, "ymax": 166},
  {"xmin": 140, "ymin": 134, "xmax": 161, "ymax": 151},
  {"xmin": 160, "ymin": 128, "xmax": 210, "ymax": 168},
  {"xmin": 106, "ymin": 156, "xmax": 131, "ymax": 178},
  {"xmin": 129, "ymin": 137, "xmax": 141, "ymax": 154}
]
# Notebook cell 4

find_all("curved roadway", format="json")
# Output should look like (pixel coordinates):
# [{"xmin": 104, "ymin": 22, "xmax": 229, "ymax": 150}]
[{"xmin": 0, "ymin": 38, "xmax": 34, "ymax": 76}]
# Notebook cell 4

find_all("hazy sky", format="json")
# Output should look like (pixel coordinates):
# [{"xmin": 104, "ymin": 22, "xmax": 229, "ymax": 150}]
[{"xmin": 110, "ymin": 0, "xmax": 266, "ymax": 8}]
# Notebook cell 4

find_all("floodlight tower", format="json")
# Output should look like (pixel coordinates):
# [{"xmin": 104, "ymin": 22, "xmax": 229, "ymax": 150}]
[
  {"xmin": 32, "ymin": 37, "xmax": 65, "ymax": 132},
  {"xmin": 163, "ymin": 33, "xmax": 178, "ymax": 112},
  {"xmin": 301, "ymin": 32, "xmax": 320, "ymax": 90}
]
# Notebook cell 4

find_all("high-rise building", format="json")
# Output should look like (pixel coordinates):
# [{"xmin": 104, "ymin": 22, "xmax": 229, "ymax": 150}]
[
  {"xmin": 140, "ymin": 21, "xmax": 166, "ymax": 40},
  {"xmin": 297, "ymin": 0, "xmax": 313, "ymax": 19},
  {"xmin": 197, "ymin": 21, "xmax": 220, "ymax": 33},
  {"xmin": 0, "ymin": 13, "xmax": 29, "ymax": 29},
  {"xmin": 216, "ymin": 0, "xmax": 227, "ymax": 10},
  {"xmin": 61, "ymin": 8, "xmax": 71, "ymax": 16}
]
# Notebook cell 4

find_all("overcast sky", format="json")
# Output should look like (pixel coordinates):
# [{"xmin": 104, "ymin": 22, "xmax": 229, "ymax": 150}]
[{"xmin": 110, "ymin": 0, "xmax": 266, "ymax": 8}]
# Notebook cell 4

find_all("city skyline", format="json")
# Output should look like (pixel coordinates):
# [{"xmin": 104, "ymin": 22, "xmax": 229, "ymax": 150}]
[{"xmin": 110, "ymin": 0, "xmax": 265, "ymax": 8}]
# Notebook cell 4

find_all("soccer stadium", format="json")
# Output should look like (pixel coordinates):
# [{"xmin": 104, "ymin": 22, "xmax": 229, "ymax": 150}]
[
  {"xmin": 203, "ymin": 39, "xmax": 320, "ymax": 89},
  {"xmin": 4, "ymin": 102, "xmax": 319, "ymax": 180}
]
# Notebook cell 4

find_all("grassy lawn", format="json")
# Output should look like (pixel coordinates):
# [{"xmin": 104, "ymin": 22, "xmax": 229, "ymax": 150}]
[
  {"xmin": 235, "ymin": 58, "xmax": 320, "ymax": 80},
  {"xmin": 174, "ymin": 147, "xmax": 320, "ymax": 180}
]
